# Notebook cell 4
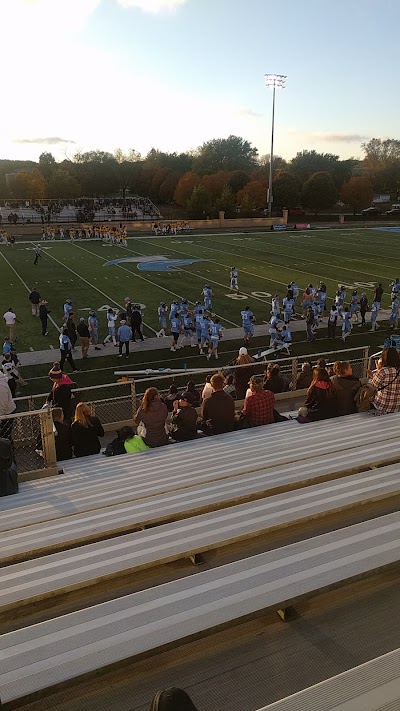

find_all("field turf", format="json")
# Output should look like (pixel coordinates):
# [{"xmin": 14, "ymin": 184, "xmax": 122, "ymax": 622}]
[{"xmin": 0, "ymin": 226, "xmax": 399, "ymax": 395}]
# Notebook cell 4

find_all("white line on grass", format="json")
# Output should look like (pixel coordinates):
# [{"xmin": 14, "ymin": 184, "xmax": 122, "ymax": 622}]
[{"xmin": 0, "ymin": 249, "xmax": 60, "ymax": 334}]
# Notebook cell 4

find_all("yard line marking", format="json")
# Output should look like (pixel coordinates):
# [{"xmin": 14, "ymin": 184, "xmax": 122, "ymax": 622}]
[{"xmin": 0, "ymin": 249, "xmax": 60, "ymax": 334}]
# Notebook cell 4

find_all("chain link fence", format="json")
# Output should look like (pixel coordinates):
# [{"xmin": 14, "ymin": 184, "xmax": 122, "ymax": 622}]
[{"xmin": 0, "ymin": 409, "xmax": 56, "ymax": 477}]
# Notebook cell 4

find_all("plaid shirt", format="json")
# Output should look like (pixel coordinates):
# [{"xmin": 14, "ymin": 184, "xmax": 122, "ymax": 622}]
[
  {"xmin": 371, "ymin": 367, "xmax": 400, "ymax": 413},
  {"xmin": 243, "ymin": 389, "xmax": 275, "ymax": 426}
]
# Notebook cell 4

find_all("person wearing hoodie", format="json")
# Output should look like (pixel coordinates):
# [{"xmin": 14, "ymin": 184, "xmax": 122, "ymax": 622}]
[
  {"xmin": 298, "ymin": 367, "xmax": 338, "ymax": 422},
  {"xmin": 330, "ymin": 361, "xmax": 361, "ymax": 416},
  {"xmin": 46, "ymin": 363, "xmax": 74, "ymax": 421},
  {"xmin": 134, "ymin": 387, "xmax": 169, "ymax": 448}
]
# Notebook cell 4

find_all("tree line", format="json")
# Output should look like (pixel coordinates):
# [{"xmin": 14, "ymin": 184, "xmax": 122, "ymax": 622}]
[{"xmin": 1, "ymin": 136, "xmax": 399, "ymax": 217}]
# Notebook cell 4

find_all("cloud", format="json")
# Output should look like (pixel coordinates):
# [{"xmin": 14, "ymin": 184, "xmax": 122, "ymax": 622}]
[
  {"xmin": 13, "ymin": 137, "xmax": 76, "ymax": 145},
  {"xmin": 235, "ymin": 108, "xmax": 264, "ymax": 119},
  {"xmin": 116, "ymin": 0, "xmax": 187, "ymax": 12},
  {"xmin": 289, "ymin": 130, "xmax": 368, "ymax": 144}
]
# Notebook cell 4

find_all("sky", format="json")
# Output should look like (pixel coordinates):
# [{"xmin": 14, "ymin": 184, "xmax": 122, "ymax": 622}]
[{"xmin": 2, "ymin": 0, "xmax": 399, "ymax": 163}]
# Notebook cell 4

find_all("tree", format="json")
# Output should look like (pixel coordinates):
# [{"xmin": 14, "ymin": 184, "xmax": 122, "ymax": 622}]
[
  {"xmin": 174, "ymin": 172, "xmax": 201, "ymax": 206},
  {"xmin": 216, "ymin": 185, "xmax": 236, "ymax": 217},
  {"xmin": 73, "ymin": 150, "xmax": 118, "ymax": 196},
  {"xmin": 193, "ymin": 135, "xmax": 258, "ymax": 174},
  {"xmin": 301, "ymin": 172, "xmax": 338, "ymax": 215},
  {"xmin": 201, "ymin": 171, "xmax": 231, "ymax": 200},
  {"xmin": 258, "ymin": 155, "xmax": 288, "ymax": 179},
  {"xmin": 149, "ymin": 167, "xmax": 171, "ymax": 202},
  {"xmin": 158, "ymin": 171, "xmax": 181, "ymax": 203},
  {"xmin": 227, "ymin": 170, "xmax": 251, "ymax": 195},
  {"xmin": 272, "ymin": 171, "xmax": 301, "ymax": 208},
  {"xmin": 237, "ymin": 180, "xmax": 267, "ymax": 211},
  {"xmin": 13, "ymin": 168, "xmax": 46, "ymax": 200},
  {"xmin": 144, "ymin": 148, "xmax": 193, "ymax": 173},
  {"xmin": 46, "ymin": 169, "xmax": 81, "ymax": 200},
  {"xmin": 38, "ymin": 152, "xmax": 56, "ymax": 180},
  {"xmin": 362, "ymin": 138, "xmax": 400, "ymax": 197},
  {"xmin": 290, "ymin": 150, "xmax": 340, "ymax": 182},
  {"xmin": 340, "ymin": 176, "xmax": 373, "ymax": 215},
  {"xmin": 186, "ymin": 185, "xmax": 213, "ymax": 218}
]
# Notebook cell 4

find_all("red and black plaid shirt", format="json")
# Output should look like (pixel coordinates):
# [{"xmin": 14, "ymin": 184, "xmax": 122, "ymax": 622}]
[{"xmin": 243, "ymin": 389, "xmax": 275, "ymax": 426}]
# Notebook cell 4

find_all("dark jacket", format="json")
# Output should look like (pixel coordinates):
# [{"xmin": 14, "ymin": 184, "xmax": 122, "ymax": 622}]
[
  {"xmin": 131, "ymin": 310, "xmax": 142, "ymax": 327},
  {"xmin": 29, "ymin": 290, "xmax": 41, "ymax": 304},
  {"xmin": 0, "ymin": 437, "xmax": 18, "ymax": 496},
  {"xmin": 233, "ymin": 361, "xmax": 255, "ymax": 400},
  {"xmin": 134, "ymin": 399, "xmax": 168, "ymax": 448},
  {"xmin": 296, "ymin": 370, "xmax": 313, "ymax": 389},
  {"xmin": 330, "ymin": 375, "xmax": 361, "ymax": 416},
  {"xmin": 39, "ymin": 303, "xmax": 50, "ymax": 320},
  {"xmin": 303, "ymin": 381, "xmax": 338, "ymax": 422},
  {"xmin": 48, "ymin": 383, "xmax": 73, "ymax": 420},
  {"xmin": 54, "ymin": 421, "xmax": 73, "ymax": 461},
  {"xmin": 201, "ymin": 390, "xmax": 235, "ymax": 435},
  {"xmin": 263, "ymin": 374, "xmax": 288, "ymax": 394},
  {"xmin": 71, "ymin": 416, "xmax": 104, "ymax": 457},
  {"xmin": 171, "ymin": 406, "xmax": 198, "ymax": 441},
  {"xmin": 77, "ymin": 322, "xmax": 90, "ymax": 338}
]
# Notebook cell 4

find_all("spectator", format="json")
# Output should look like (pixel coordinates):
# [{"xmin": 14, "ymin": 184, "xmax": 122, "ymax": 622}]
[
  {"xmin": 1, "ymin": 353, "xmax": 20, "ymax": 397},
  {"xmin": 233, "ymin": 347, "xmax": 256, "ymax": 400},
  {"xmin": 123, "ymin": 426, "xmax": 150, "ymax": 454},
  {"xmin": 305, "ymin": 306, "xmax": 316, "ymax": 342},
  {"xmin": 46, "ymin": 363, "xmax": 74, "ymax": 421},
  {"xmin": 88, "ymin": 311, "xmax": 101, "ymax": 351},
  {"xmin": 298, "ymin": 368, "xmax": 338, "ymax": 422},
  {"xmin": 28, "ymin": 286, "xmax": 41, "ymax": 317},
  {"xmin": 165, "ymin": 384, "xmax": 180, "ymax": 413},
  {"xmin": 368, "ymin": 347, "xmax": 400, "ymax": 414},
  {"xmin": 263, "ymin": 363, "xmax": 288, "ymax": 394},
  {"xmin": 117, "ymin": 320, "xmax": 132, "ymax": 358},
  {"xmin": 39, "ymin": 300, "xmax": 50, "ymax": 336},
  {"xmin": 200, "ymin": 373, "xmax": 235, "ymax": 435},
  {"xmin": 134, "ymin": 388, "xmax": 169, "ymax": 448},
  {"xmin": 184, "ymin": 380, "xmax": 201, "ymax": 408},
  {"xmin": 3, "ymin": 308, "xmax": 22, "ymax": 343},
  {"xmin": 296, "ymin": 362, "xmax": 313, "ymax": 389},
  {"xmin": 0, "ymin": 371, "xmax": 16, "ymax": 440},
  {"xmin": 201, "ymin": 375, "xmax": 213, "ymax": 401},
  {"xmin": 77, "ymin": 317, "xmax": 90, "ymax": 359},
  {"xmin": 71, "ymin": 402, "xmax": 105, "ymax": 458},
  {"xmin": 149, "ymin": 687, "xmax": 198, "ymax": 711},
  {"xmin": 131, "ymin": 304, "xmax": 144, "ymax": 342},
  {"xmin": 223, "ymin": 374, "xmax": 236, "ymax": 398},
  {"xmin": 0, "ymin": 437, "xmax": 18, "ymax": 497},
  {"xmin": 242, "ymin": 375, "xmax": 275, "ymax": 427},
  {"xmin": 171, "ymin": 393, "xmax": 199, "ymax": 441},
  {"xmin": 66, "ymin": 312, "xmax": 78, "ymax": 349},
  {"xmin": 360, "ymin": 293, "xmax": 368, "ymax": 326},
  {"xmin": 52, "ymin": 407, "xmax": 73, "ymax": 461},
  {"xmin": 59, "ymin": 329, "xmax": 79, "ymax": 372},
  {"xmin": 331, "ymin": 361, "xmax": 361, "ymax": 416}
]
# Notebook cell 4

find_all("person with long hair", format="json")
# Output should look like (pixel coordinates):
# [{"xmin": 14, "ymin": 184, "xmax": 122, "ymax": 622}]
[
  {"xmin": 368, "ymin": 347, "xmax": 400, "ymax": 414},
  {"xmin": 134, "ymin": 387, "xmax": 168, "ymax": 448},
  {"xmin": 71, "ymin": 402, "xmax": 104, "ymax": 458},
  {"xmin": 298, "ymin": 367, "xmax": 338, "ymax": 422}
]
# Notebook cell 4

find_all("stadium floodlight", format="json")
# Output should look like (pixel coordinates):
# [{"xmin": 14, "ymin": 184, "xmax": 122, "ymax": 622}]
[{"xmin": 264, "ymin": 73, "xmax": 287, "ymax": 218}]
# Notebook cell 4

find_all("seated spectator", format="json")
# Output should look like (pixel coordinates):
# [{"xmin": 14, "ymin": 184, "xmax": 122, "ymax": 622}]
[
  {"xmin": 296, "ymin": 361, "xmax": 313, "ymax": 389},
  {"xmin": 263, "ymin": 363, "xmax": 288, "ymax": 394},
  {"xmin": 0, "ymin": 437, "xmax": 18, "ymax": 496},
  {"xmin": 233, "ymin": 347, "xmax": 256, "ymax": 400},
  {"xmin": 201, "ymin": 375, "xmax": 213, "ymax": 401},
  {"xmin": 0, "ymin": 371, "xmax": 16, "ymax": 441},
  {"xmin": 150, "ymin": 687, "xmax": 198, "ymax": 711},
  {"xmin": 368, "ymin": 347, "xmax": 400, "ymax": 414},
  {"xmin": 200, "ymin": 373, "xmax": 235, "ymax": 435},
  {"xmin": 223, "ymin": 374, "xmax": 236, "ymax": 398},
  {"xmin": 331, "ymin": 361, "xmax": 361, "ymax": 416},
  {"xmin": 52, "ymin": 407, "xmax": 72, "ymax": 461},
  {"xmin": 165, "ymin": 384, "xmax": 180, "ymax": 412},
  {"xmin": 46, "ymin": 363, "xmax": 74, "ymax": 421},
  {"xmin": 185, "ymin": 380, "xmax": 201, "ymax": 408},
  {"xmin": 71, "ymin": 402, "xmax": 105, "ymax": 458},
  {"xmin": 298, "ymin": 368, "xmax": 338, "ymax": 422},
  {"xmin": 171, "ymin": 393, "xmax": 199, "ymax": 441},
  {"xmin": 242, "ymin": 376, "xmax": 275, "ymax": 427},
  {"xmin": 134, "ymin": 388, "xmax": 169, "ymax": 448}
]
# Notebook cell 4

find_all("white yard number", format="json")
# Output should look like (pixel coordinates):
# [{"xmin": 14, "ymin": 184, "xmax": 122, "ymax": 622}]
[
  {"xmin": 251, "ymin": 291, "xmax": 271, "ymax": 298},
  {"xmin": 338, "ymin": 282, "xmax": 376, "ymax": 290},
  {"xmin": 225, "ymin": 293, "xmax": 247, "ymax": 300}
]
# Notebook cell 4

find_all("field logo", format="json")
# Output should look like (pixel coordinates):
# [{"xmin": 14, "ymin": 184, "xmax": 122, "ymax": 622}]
[{"xmin": 103, "ymin": 256, "xmax": 206, "ymax": 271}]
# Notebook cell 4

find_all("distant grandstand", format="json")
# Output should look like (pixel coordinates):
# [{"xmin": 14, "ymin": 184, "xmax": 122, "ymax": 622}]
[{"xmin": 0, "ymin": 196, "xmax": 162, "ymax": 224}]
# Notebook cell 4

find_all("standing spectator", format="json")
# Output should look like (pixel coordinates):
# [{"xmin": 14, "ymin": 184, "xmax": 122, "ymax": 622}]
[
  {"xmin": 232, "ymin": 347, "xmax": 256, "ymax": 400},
  {"xmin": 305, "ymin": 306, "xmax": 316, "ymax": 342},
  {"xmin": 200, "ymin": 373, "xmax": 235, "ymax": 435},
  {"xmin": 117, "ymin": 320, "xmax": 132, "ymax": 358},
  {"xmin": 330, "ymin": 361, "xmax": 361, "ymax": 416},
  {"xmin": 327, "ymin": 303, "xmax": 339, "ymax": 339},
  {"xmin": 263, "ymin": 364, "xmax": 288, "ymax": 394},
  {"xmin": 0, "ymin": 371, "xmax": 16, "ymax": 440},
  {"xmin": 66, "ymin": 312, "xmax": 78, "ymax": 350},
  {"xmin": 1, "ymin": 354, "xmax": 20, "ymax": 397},
  {"xmin": 360, "ymin": 293, "xmax": 368, "ymax": 327},
  {"xmin": 3, "ymin": 308, "xmax": 22, "ymax": 343},
  {"xmin": 59, "ymin": 329, "xmax": 79, "ymax": 373},
  {"xmin": 47, "ymin": 364, "xmax": 74, "ymax": 420},
  {"xmin": 242, "ymin": 375, "xmax": 275, "ymax": 427},
  {"xmin": 123, "ymin": 297, "xmax": 134, "ymax": 331},
  {"xmin": 51, "ymin": 408, "xmax": 73, "ymax": 461},
  {"xmin": 103, "ymin": 308, "xmax": 118, "ymax": 346},
  {"xmin": 374, "ymin": 283, "xmax": 383, "ymax": 305},
  {"xmin": 131, "ymin": 304, "xmax": 144, "ymax": 342},
  {"xmin": 298, "ymin": 368, "xmax": 338, "ymax": 422},
  {"xmin": 88, "ymin": 310, "xmax": 101, "ymax": 351},
  {"xmin": 134, "ymin": 388, "xmax": 169, "ymax": 448},
  {"xmin": 296, "ymin": 362, "xmax": 313, "ymax": 389},
  {"xmin": 368, "ymin": 347, "xmax": 400, "ymax": 414},
  {"xmin": 71, "ymin": 402, "xmax": 105, "ymax": 458},
  {"xmin": 28, "ymin": 286, "xmax": 41, "ymax": 317},
  {"xmin": 39, "ymin": 300, "xmax": 50, "ymax": 336},
  {"xmin": 77, "ymin": 318, "xmax": 90, "ymax": 359},
  {"xmin": 170, "ymin": 393, "xmax": 199, "ymax": 441}
]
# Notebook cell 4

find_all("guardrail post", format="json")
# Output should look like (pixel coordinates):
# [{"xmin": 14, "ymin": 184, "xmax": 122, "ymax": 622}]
[
  {"xmin": 40, "ymin": 409, "xmax": 58, "ymax": 473},
  {"xmin": 130, "ymin": 379, "xmax": 137, "ymax": 417},
  {"xmin": 362, "ymin": 345, "xmax": 369, "ymax": 379},
  {"xmin": 291, "ymin": 357, "xmax": 298, "ymax": 389}
]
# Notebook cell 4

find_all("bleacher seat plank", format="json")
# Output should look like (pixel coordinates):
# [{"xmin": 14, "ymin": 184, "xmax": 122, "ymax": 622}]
[
  {"xmin": 1, "ymin": 467, "xmax": 399, "ymax": 613},
  {"xmin": 258, "ymin": 647, "xmax": 400, "ymax": 710},
  {"xmin": 2, "ymin": 454, "xmax": 400, "ymax": 565},
  {"xmin": 1, "ymin": 415, "xmax": 400, "ymax": 533},
  {"xmin": 1, "ymin": 513, "xmax": 400, "ymax": 707}
]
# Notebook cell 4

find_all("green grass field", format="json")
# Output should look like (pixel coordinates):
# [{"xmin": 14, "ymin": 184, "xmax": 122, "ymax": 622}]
[{"xmin": 0, "ymin": 225, "xmax": 399, "ymax": 395}]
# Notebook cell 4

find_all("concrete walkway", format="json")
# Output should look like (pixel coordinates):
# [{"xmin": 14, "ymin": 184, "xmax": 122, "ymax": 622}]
[{"xmin": 18, "ymin": 311, "xmax": 391, "ymax": 367}]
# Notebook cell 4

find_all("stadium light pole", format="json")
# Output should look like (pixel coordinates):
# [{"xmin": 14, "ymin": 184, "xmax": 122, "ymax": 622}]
[{"xmin": 264, "ymin": 73, "xmax": 286, "ymax": 217}]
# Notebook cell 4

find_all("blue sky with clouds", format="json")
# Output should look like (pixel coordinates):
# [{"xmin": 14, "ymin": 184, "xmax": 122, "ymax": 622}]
[{"xmin": 2, "ymin": 0, "xmax": 399, "ymax": 161}]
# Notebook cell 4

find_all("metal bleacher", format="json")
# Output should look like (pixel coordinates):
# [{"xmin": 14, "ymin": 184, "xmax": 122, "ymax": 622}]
[{"xmin": 1, "ymin": 412, "xmax": 400, "ymax": 709}]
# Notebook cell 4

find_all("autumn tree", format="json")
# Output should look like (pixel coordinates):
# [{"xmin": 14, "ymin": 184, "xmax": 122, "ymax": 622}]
[
  {"xmin": 174, "ymin": 172, "xmax": 201, "ymax": 206},
  {"xmin": 201, "ymin": 171, "xmax": 231, "ymax": 200},
  {"xmin": 186, "ymin": 185, "xmax": 213, "ymax": 218},
  {"xmin": 227, "ymin": 170, "xmax": 250, "ymax": 196},
  {"xmin": 301, "ymin": 172, "xmax": 338, "ymax": 215},
  {"xmin": 340, "ymin": 176, "xmax": 373, "ymax": 215},
  {"xmin": 13, "ymin": 168, "xmax": 46, "ymax": 200},
  {"xmin": 193, "ymin": 136, "xmax": 258, "ymax": 174},
  {"xmin": 362, "ymin": 138, "xmax": 400, "ymax": 196},
  {"xmin": 158, "ymin": 171, "xmax": 181, "ymax": 203},
  {"xmin": 237, "ymin": 180, "xmax": 267, "ymax": 210},
  {"xmin": 272, "ymin": 171, "xmax": 301, "ymax": 208},
  {"xmin": 216, "ymin": 185, "xmax": 236, "ymax": 217}
]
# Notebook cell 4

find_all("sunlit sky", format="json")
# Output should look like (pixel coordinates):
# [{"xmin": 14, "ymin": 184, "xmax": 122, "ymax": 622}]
[{"xmin": 2, "ymin": 0, "xmax": 399, "ymax": 163}]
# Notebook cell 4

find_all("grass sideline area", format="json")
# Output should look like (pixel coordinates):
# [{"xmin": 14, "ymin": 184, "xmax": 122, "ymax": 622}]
[{"xmin": 0, "ymin": 226, "xmax": 398, "ymax": 394}]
